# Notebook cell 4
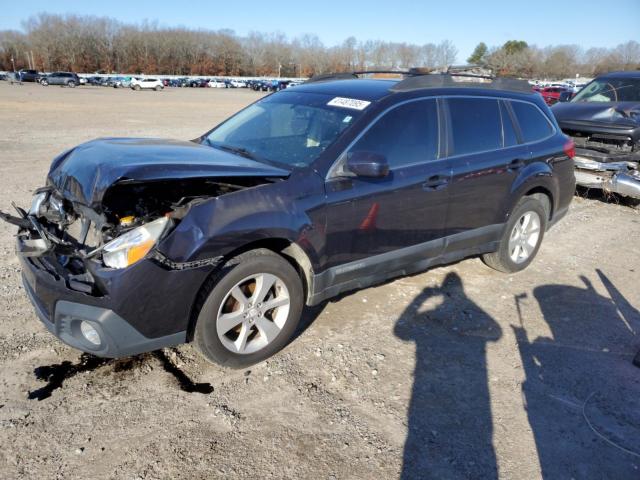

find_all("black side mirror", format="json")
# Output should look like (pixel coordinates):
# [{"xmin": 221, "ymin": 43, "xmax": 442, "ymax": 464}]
[{"xmin": 346, "ymin": 151, "xmax": 389, "ymax": 178}]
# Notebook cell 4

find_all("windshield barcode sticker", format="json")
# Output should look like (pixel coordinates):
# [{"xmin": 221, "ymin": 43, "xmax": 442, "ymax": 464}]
[{"xmin": 327, "ymin": 97, "xmax": 371, "ymax": 110}]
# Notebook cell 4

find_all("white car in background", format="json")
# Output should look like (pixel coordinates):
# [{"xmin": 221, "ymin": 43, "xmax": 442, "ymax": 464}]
[
  {"xmin": 208, "ymin": 80, "xmax": 226, "ymax": 88},
  {"xmin": 229, "ymin": 79, "xmax": 246, "ymax": 88},
  {"xmin": 130, "ymin": 78, "xmax": 163, "ymax": 91}
]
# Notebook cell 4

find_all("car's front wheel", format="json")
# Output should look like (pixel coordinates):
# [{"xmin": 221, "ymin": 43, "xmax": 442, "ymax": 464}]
[
  {"xmin": 41, "ymin": 79, "xmax": 48, "ymax": 86},
  {"xmin": 194, "ymin": 249, "xmax": 303, "ymax": 368},
  {"xmin": 67, "ymin": 80, "xmax": 76, "ymax": 88},
  {"xmin": 482, "ymin": 196, "xmax": 548, "ymax": 273}
]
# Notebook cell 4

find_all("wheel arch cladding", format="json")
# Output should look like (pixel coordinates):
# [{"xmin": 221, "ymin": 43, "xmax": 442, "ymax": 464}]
[{"xmin": 508, "ymin": 164, "xmax": 558, "ymax": 222}]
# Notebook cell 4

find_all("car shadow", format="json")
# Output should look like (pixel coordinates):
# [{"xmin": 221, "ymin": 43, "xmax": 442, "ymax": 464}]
[
  {"xmin": 514, "ymin": 269, "xmax": 640, "ymax": 478},
  {"xmin": 393, "ymin": 272, "xmax": 501, "ymax": 479}
]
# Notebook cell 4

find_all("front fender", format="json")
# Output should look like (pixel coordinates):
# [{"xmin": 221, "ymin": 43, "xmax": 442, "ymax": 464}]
[{"xmin": 158, "ymin": 173, "xmax": 325, "ymax": 271}]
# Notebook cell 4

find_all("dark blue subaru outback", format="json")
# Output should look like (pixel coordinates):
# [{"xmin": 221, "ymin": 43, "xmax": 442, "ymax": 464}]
[{"xmin": 1, "ymin": 71, "xmax": 576, "ymax": 367}]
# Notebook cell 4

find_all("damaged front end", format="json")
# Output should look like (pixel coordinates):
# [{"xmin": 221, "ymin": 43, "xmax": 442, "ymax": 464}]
[
  {"xmin": 0, "ymin": 137, "xmax": 290, "ymax": 357},
  {"xmin": 569, "ymin": 126, "xmax": 640, "ymax": 200},
  {"xmin": 2, "ymin": 176, "xmax": 275, "ymax": 293},
  {"xmin": 553, "ymin": 102, "xmax": 640, "ymax": 200}
]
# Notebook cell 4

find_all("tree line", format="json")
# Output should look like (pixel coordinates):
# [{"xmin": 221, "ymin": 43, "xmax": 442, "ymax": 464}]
[
  {"xmin": 469, "ymin": 40, "xmax": 640, "ymax": 79},
  {"xmin": 0, "ymin": 13, "xmax": 638, "ymax": 79}
]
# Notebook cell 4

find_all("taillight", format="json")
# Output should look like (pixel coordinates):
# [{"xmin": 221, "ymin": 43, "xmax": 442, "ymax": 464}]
[{"xmin": 563, "ymin": 139, "xmax": 575, "ymax": 159}]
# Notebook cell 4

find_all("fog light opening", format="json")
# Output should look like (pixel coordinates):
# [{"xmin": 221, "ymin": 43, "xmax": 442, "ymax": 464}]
[{"xmin": 80, "ymin": 321, "xmax": 101, "ymax": 346}]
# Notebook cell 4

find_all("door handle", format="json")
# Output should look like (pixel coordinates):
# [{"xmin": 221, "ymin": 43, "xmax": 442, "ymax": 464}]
[
  {"xmin": 422, "ymin": 174, "xmax": 449, "ymax": 190},
  {"xmin": 508, "ymin": 159, "xmax": 525, "ymax": 171}
]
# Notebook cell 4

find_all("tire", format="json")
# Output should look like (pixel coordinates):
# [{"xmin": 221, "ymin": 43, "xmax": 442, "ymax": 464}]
[
  {"xmin": 41, "ymin": 79, "xmax": 48, "ymax": 86},
  {"xmin": 482, "ymin": 196, "xmax": 548, "ymax": 273},
  {"xmin": 194, "ymin": 249, "xmax": 303, "ymax": 368},
  {"xmin": 155, "ymin": 85, "xmax": 162, "ymax": 91},
  {"xmin": 133, "ymin": 85, "xmax": 141, "ymax": 91},
  {"xmin": 67, "ymin": 81, "xmax": 76, "ymax": 88}
]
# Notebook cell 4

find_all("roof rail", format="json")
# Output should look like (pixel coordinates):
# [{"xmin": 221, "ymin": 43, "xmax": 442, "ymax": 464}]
[
  {"xmin": 305, "ymin": 70, "xmax": 411, "ymax": 83},
  {"xmin": 304, "ymin": 68, "xmax": 533, "ymax": 94},
  {"xmin": 390, "ymin": 73, "xmax": 533, "ymax": 93}
]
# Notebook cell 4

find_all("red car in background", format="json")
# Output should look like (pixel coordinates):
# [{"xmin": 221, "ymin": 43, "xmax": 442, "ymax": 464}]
[{"xmin": 539, "ymin": 86, "xmax": 571, "ymax": 106}]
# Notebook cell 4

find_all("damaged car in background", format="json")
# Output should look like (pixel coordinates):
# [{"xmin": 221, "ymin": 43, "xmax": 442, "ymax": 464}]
[
  {"xmin": 1, "ymin": 71, "xmax": 575, "ymax": 368},
  {"xmin": 552, "ymin": 71, "xmax": 640, "ymax": 204}
]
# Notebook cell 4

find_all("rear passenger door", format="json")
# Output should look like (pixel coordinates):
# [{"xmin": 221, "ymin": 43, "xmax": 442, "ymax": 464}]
[{"xmin": 443, "ymin": 96, "xmax": 529, "ymax": 252}]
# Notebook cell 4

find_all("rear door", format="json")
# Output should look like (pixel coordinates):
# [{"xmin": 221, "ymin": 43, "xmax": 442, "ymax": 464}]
[
  {"xmin": 324, "ymin": 98, "xmax": 451, "ymax": 270},
  {"xmin": 443, "ymin": 96, "xmax": 528, "ymax": 252}
]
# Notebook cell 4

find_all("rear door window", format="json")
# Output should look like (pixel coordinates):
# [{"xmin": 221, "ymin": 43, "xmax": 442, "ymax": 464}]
[
  {"xmin": 447, "ymin": 97, "xmax": 502, "ymax": 156},
  {"xmin": 510, "ymin": 101, "xmax": 553, "ymax": 143}
]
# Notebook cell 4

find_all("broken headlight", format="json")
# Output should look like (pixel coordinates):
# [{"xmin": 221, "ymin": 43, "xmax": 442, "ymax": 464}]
[{"xmin": 102, "ymin": 217, "xmax": 169, "ymax": 269}]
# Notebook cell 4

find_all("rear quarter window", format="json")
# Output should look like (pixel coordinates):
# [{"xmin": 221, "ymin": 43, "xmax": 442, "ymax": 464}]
[{"xmin": 510, "ymin": 101, "xmax": 553, "ymax": 143}]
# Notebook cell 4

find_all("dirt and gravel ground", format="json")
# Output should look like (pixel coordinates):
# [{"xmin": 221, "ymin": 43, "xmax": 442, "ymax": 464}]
[{"xmin": 0, "ymin": 82, "xmax": 638, "ymax": 480}]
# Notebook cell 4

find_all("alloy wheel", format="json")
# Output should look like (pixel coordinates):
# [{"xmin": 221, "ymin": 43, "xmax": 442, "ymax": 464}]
[
  {"xmin": 508, "ymin": 211, "xmax": 541, "ymax": 264},
  {"xmin": 216, "ymin": 273, "xmax": 291, "ymax": 355}
]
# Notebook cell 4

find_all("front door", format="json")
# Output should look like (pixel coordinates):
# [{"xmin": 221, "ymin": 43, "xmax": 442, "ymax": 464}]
[{"xmin": 324, "ymin": 98, "xmax": 451, "ymax": 275}]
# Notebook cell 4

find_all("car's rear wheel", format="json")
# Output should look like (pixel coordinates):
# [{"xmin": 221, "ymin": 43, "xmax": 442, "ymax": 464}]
[
  {"xmin": 482, "ymin": 196, "xmax": 547, "ymax": 273},
  {"xmin": 41, "ymin": 79, "xmax": 48, "ymax": 86},
  {"xmin": 194, "ymin": 249, "xmax": 303, "ymax": 368},
  {"xmin": 155, "ymin": 85, "xmax": 162, "ymax": 91},
  {"xmin": 67, "ymin": 81, "xmax": 76, "ymax": 88}
]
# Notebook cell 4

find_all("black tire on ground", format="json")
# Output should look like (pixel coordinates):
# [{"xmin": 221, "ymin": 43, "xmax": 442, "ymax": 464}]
[
  {"xmin": 41, "ymin": 79, "xmax": 48, "ymax": 86},
  {"xmin": 193, "ymin": 249, "xmax": 304, "ymax": 368},
  {"xmin": 155, "ymin": 85, "xmax": 162, "ymax": 91},
  {"xmin": 482, "ymin": 196, "xmax": 548, "ymax": 273}
]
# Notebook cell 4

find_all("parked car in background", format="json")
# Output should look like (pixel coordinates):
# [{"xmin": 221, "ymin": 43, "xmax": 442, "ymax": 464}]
[
  {"xmin": 87, "ymin": 76, "xmax": 104, "ymax": 86},
  {"xmin": 1, "ymin": 71, "xmax": 575, "ymax": 367},
  {"xmin": 208, "ymin": 79, "xmax": 226, "ymax": 88},
  {"xmin": 40, "ymin": 72, "xmax": 81, "ymax": 87},
  {"xmin": 539, "ymin": 86, "xmax": 571, "ymax": 106},
  {"xmin": 114, "ymin": 77, "xmax": 133, "ymax": 88},
  {"xmin": 189, "ymin": 78, "xmax": 208, "ymax": 88},
  {"xmin": 17, "ymin": 69, "xmax": 43, "ymax": 83},
  {"xmin": 130, "ymin": 78, "xmax": 164, "ymax": 91},
  {"xmin": 552, "ymin": 71, "xmax": 640, "ymax": 202},
  {"xmin": 168, "ymin": 78, "xmax": 189, "ymax": 87},
  {"xmin": 229, "ymin": 79, "xmax": 247, "ymax": 88}
]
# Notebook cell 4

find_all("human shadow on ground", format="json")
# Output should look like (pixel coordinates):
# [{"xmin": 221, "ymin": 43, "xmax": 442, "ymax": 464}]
[
  {"xmin": 394, "ymin": 272, "xmax": 501, "ymax": 479},
  {"xmin": 514, "ymin": 269, "xmax": 640, "ymax": 479}
]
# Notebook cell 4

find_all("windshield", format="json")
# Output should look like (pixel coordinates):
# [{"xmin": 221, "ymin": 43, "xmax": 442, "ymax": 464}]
[
  {"xmin": 203, "ymin": 91, "xmax": 365, "ymax": 167},
  {"xmin": 572, "ymin": 77, "xmax": 640, "ymax": 103}
]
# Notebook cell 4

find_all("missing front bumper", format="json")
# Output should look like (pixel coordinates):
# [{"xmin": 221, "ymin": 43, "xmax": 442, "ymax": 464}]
[{"xmin": 574, "ymin": 155, "xmax": 640, "ymax": 200}]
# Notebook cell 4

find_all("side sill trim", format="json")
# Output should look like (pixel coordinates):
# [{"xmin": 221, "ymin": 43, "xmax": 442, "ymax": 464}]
[{"xmin": 308, "ymin": 224, "xmax": 503, "ymax": 306}]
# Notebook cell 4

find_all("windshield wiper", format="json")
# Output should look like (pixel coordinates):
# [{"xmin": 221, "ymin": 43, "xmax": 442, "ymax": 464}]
[{"xmin": 209, "ymin": 141, "xmax": 258, "ymax": 161}]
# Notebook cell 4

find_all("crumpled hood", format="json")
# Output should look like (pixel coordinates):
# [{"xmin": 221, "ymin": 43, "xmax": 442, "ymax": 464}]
[
  {"xmin": 47, "ymin": 138, "xmax": 290, "ymax": 208},
  {"xmin": 552, "ymin": 101, "xmax": 640, "ymax": 129}
]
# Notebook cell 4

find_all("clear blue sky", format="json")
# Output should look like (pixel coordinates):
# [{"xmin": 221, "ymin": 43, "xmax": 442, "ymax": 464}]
[{"xmin": 2, "ymin": 0, "xmax": 639, "ymax": 61}]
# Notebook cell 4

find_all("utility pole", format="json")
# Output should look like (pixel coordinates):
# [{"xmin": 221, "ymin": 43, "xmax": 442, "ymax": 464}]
[
  {"xmin": 278, "ymin": 63, "xmax": 282, "ymax": 78},
  {"xmin": 11, "ymin": 55, "xmax": 16, "ymax": 72}
]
